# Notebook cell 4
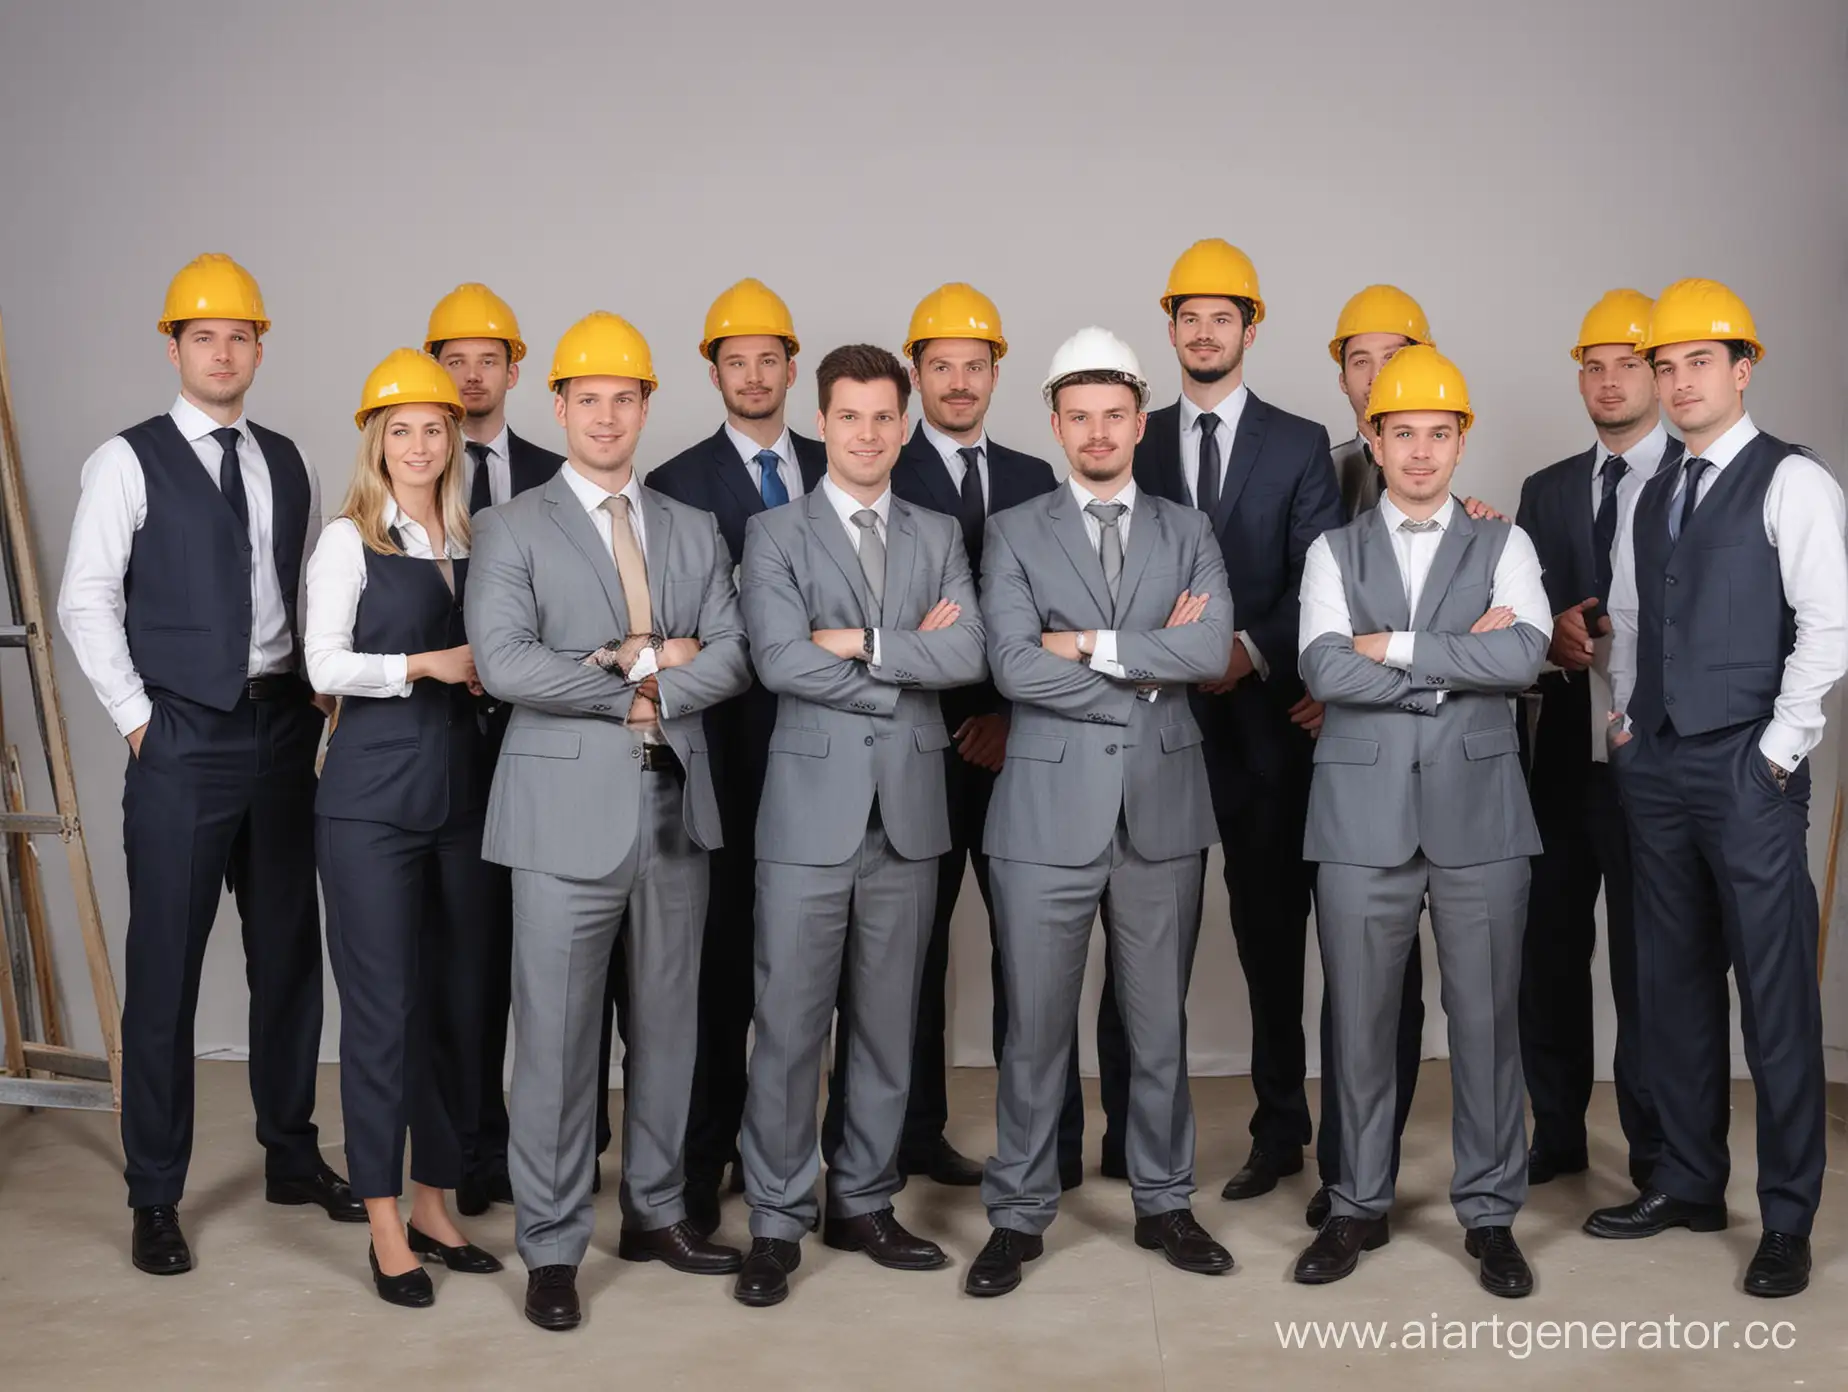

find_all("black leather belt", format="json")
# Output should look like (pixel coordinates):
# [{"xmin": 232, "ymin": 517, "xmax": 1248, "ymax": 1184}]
[
  {"xmin": 639, "ymin": 743, "xmax": 682, "ymax": 773},
  {"xmin": 244, "ymin": 675, "xmax": 302, "ymax": 702}
]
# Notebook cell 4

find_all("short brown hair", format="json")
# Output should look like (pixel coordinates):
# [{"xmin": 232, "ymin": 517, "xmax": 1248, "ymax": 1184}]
[
  {"xmin": 1170, "ymin": 295, "xmax": 1257, "ymax": 332},
  {"xmin": 816, "ymin": 344, "xmax": 910, "ymax": 414}
]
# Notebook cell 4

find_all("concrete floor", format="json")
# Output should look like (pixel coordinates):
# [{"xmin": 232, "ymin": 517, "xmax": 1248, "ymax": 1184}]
[{"xmin": 0, "ymin": 1062, "xmax": 1841, "ymax": 1391}]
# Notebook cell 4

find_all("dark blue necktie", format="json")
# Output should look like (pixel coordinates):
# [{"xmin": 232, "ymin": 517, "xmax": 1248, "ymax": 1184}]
[
  {"xmin": 1592, "ymin": 454, "xmax": 1627, "ymax": 600},
  {"xmin": 467, "ymin": 442, "xmax": 493, "ymax": 515},
  {"xmin": 1671, "ymin": 457, "xmax": 1711, "ymax": 541},
  {"xmin": 956, "ymin": 446, "xmax": 985, "ymax": 569},
  {"xmin": 756, "ymin": 450, "xmax": 789, "ymax": 508},
  {"xmin": 210, "ymin": 427, "xmax": 248, "ymax": 530}
]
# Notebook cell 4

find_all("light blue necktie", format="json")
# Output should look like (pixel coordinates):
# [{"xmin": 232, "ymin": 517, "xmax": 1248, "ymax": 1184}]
[{"xmin": 756, "ymin": 450, "xmax": 789, "ymax": 508}]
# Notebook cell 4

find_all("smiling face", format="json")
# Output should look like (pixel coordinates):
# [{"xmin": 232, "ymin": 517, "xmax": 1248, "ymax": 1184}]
[
  {"xmin": 1375, "ymin": 409, "xmax": 1465, "ymax": 510},
  {"xmin": 436, "ymin": 338, "xmax": 517, "ymax": 420},
  {"xmin": 1338, "ymin": 332, "xmax": 1413, "ymax": 429},
  {"xmin": 380, "ymin": 404, "xmax": 454, "ymax": 495},
  {"xmin": 555, "ymin": 376, "xmax": 649, "ymax": 481},
  {"xmin": 711, "ymin": 334, "xmax": 795, "ymax": 422},
  {"xmin": 167, "ymin": 319, "xmax": 261, "ymax": 410},
  {"xmin": 817, "ymin": 376, "xmax": 906, "ymax": 495},
  {"xmin": 912, "ymin": 339, "xmax": 996, "ymax": 438},
  {"xmin": 1050, "ymin": 380, "xmax": 1146, "ymax": 487},
  {"xmin": 1167, "ymin": 296, "xmax": 1255, "ymax": 385},
  {"xmin": 1651, "ymin": 340, "xmax": 1750, "ymax": 444}
]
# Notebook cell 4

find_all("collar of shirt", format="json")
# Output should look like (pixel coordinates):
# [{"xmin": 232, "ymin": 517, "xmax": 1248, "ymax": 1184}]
[
  {"xmin": 560, "ymin": 460, "xmax": 646, "ymax": 519},
  {"xmin": 1594, "ymin": 421, "xmax": 1669, "ymax": 481},
  {"xmin": 380, "ymin": 497, "xmax": 466, "ymax": 559},
  {"xmin": 1068, "ymin": 474, "xmax": 1138, "ymax": 518},
  {"xmin": 170, "ymin": 395, "xmax": 250, "ymax": 449},
  {"xmin": 479, "ymin": 423, "xmax": 509, "ymax": 464},
  {"xmin": 1377, "ymin": 493, "xmax": 1457, "ymax": 534},
  {"xmin": 1179, "ymin": 382, "xmax": 1250, "ymax": 441},
  {"xmin": 724, "ymin": 422, "xmax": 796, "ymax": 474},
  {"xmin": 820, "ymin": 475, "xmax": 890, "ymax": 541},
  {"xmin": 1688, "ymin": 412, "xmax": 1760, "ymax": 474},
  {"xmin": 920, "ymin": 418, "xmax": 988, "ymax": 485}
]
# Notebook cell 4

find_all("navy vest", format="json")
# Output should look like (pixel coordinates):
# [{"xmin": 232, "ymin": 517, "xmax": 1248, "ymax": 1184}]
[
  {"xmin": 1630, "ymin": 430, "xmax": 1798, "ymax": 738},
  {"xmin": 315, "ymin": 541, "xmax": 482, "ymax": 831},
  {"xmin": 120, "ymin": 413, "xmax": 310, "ymax": 710}
]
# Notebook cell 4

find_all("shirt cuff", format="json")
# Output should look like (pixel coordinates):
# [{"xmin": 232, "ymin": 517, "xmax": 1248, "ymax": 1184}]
[
  {"xmin": 627, "ymin": 646, "xmax": 659, "ymax": 683},
  {"xmin": 111, "ymin": 689, "xmax": 154, "ymax": 739},
  {"xmin": 1759, "ymin": 720, "xmax": 1810, "ymax": 772},
  {"xmin": 384, "ymin": 653, "xmax": 411, "ymax": 697},
  {"xmin": 870, "ymin": 630, "xmax": 882, "ymax": 668},
  {"xmin": 1384, "ymin": 630, "xmax": 1416, "ymax": 671},
  {"xmin": 1088, "ymin": 630, "xmax": 1128, "ymax": 680},
  {"xmin": 1236, "ymin": 631, "xmax": 1269, "ymax": 680}
]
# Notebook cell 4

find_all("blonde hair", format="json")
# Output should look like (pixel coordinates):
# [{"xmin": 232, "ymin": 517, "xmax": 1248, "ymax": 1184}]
[{"xmin": 338, "ymin": 405, "xmax": 471, "ymax": 556}]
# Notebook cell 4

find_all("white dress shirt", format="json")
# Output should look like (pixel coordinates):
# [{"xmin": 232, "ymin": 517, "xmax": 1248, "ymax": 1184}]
[
  {"xmin": 920, "ymin": 418, "xmax": 989, "ymax": 511},
  {"xmin": 1299, "ymin": 495, "xmax": 1553, "ymax": 695},
  {"xmin": 1608, "ymin": 412, "xmax": 1848, "ymax": 769},
  {"xmin": 1178, "ymin": 386, "xmax": 1265, "ymax": 679},
  {"xmin": 560, "ymin": 461, "xmax": 659, "ymax": 682},
  {"xmin": 725, "ymin": 423, "xmax": 805, "ymax": 501},
  {"xmin": 57, "ymin": 395, "xmax": 323, "ymax": 737},
  {"xmin": 304, "ymin": 500, "xmax": 466, "ymax": 698},
  {"xmin": 463, "ymin": 424, "xmax": 514, "ymax": 509}
]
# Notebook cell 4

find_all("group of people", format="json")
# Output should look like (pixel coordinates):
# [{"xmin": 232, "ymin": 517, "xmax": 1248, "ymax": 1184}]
[{"xmin": 53, "ymin": 242, "xmax": 1840, "ymax": 1330}]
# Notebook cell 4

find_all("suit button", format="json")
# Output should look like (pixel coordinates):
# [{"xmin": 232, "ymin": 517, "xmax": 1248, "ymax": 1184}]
[
  {"xmin": 1411, "ymin": 761, "xmax": 1421, "ymax": 770},
  {"xmin": 630, "ymin": 746, "xmax": 641, "ymax": 758},
  {"xmin": 1664, "ymin": 653, "xmax": 1673, "ymax": 663},
  {"xmin": 1665, "ymin": 617, "xmax": 1676, "ymax": 627},
  {"xmin": 680, "ymin": 704, "xmax": 692, "ymax": 714},
  {"xmin": 1666, "ymin": 696, "xmax": 1676, "ymax": 705},
  {"xmin": 1665, "ymin": 575, "xmax": 1678, "ymax": 586},
  {"xmin": 864, "ymin": 735, "xmax": 875, "ymax": 746},
  {"xmin": 1105, "ymin": 744, "xmax": 1117, "ymax": 755}
]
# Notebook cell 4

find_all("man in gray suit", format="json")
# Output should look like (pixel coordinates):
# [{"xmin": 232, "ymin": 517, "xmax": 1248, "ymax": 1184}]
[
  {"xmin": 1290, "ymin": 346, "xmax": 1550, "ymax": 1299},
  {"xmin": 466, "ymin": 312, "xmax": 753, "ymax": 1332},
  {"xmin": 964, "ymin": 327, "xmax": 1235, "ymax": 1298},
  {"xmin": 733, "ymin": 344, "xmax": 987, "ymax": 1308}
]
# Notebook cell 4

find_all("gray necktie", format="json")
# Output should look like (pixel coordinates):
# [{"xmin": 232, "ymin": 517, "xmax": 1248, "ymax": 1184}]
[
  {"xmin": 852, "ymin": 509, "xmax": 885, "ymax": 607},
  {"xmin": 1399, "ymin": 517, "xmax": 1441, "ymax": 533},
  {"xmin": 1086, "ymin": 500, "xmax": 1127, "ymax": 600}
]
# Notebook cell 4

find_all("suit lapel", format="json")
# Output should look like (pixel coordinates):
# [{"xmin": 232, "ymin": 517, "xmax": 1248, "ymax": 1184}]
[
  {"xmin": 1113, "ymin": 495, "xmax": 1159, "ymax": 621},
  {"xmin": 1211, "ymin": 393, "xmax": 1268, "ymax": 532},
  {"xmin": 881, "ymin": 500, "xmax": 918, "ymax": 627},
  {"xmin": 806, "ymin": 489, "xmax": 875, "ymax": 622},
  {"xmin": 640, "ymin": 487, "xmax": 673, "ymax": 622},
  {"xmin": 1411, "ymin": 504, "xmax": 1476, "ymax": 631},
  {"xmin": 904, "ymin": 425, "xmax": 961, "ymax": 515},
  {"xmin": 1361, "ymin": 508, "xmax": 1411, "ymax": 631},
  {"xmin": 1566, "ymin": 447, "xmax": 1599, "ymax": 599},
  {"xmin": 1047, "ymin": 486, "xmax": 1113, "ymax": 625},
  {"xmin": 544, "ymin": 469, "xmax": 630, "ymax": 633},
  {"xmin": 1141, "ymin": 406, "xmax": 1187, "ymax": 504},
  {"xmin": 705, "ymin": 427, "xmax": 766, "ymax": 525}
]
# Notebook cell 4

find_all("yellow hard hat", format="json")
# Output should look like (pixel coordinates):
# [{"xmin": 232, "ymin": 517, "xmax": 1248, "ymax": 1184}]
[
  {"xmin": 1570, "ymin": 289, "xmax": 1653, "ymax": 362},
  {"xmin": 355, "ymin": 348, "xmax": 464, "ymax": 430},
  {"xmin": 424, "ymin": 283, "xmax": 527, "ymax": 362},
  {"xmin": 699, "ymin": 278, "xmax": 799, "ymax": 360},
  {"xmin": 549, "ymin": 312, "xmax": 658, "ymax": 392},
  {"xmin": 1637, "ymin": 278, "xmax": 1764, "ymax": 363},
  {"xmin": 1366, "ymin": 344, "xmax": 1474, "ymax": 432},
  {"xmin": 158, "ymin": 253, "xmax": 270, "ymax": 336},
  {"xmin": 903, "ymin": 283, "xmax": 1008, "ymax": 361},
  {"xmin": 1328, "ymin": 285, "xmax": 1431, "ymax": 363},
  {"xmin": 1160, "ymin": 238, "xmax": 1266, "ymax": 323}
]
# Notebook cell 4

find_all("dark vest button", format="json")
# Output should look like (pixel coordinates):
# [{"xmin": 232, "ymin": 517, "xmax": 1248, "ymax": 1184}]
[
  {"xmin": 1665, "ymin": 574, "xmax": 1678, "ymax": 585},
  {"xmin": 1665, "ymin": 617, "xmax": 1676, "ymax": 627},
  {"xmin": 1666, "ymin": 696, "xmax": 1676, "ymax": 705}
]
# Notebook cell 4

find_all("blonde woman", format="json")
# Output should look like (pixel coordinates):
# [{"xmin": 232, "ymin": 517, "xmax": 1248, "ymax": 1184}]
[{"xmin": 304, "ymin": 349, "xmax": 501, "ymax": 1307}]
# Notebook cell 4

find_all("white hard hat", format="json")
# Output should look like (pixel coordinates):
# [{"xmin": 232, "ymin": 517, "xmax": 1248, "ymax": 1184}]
[{"xmin": 1042, "ymin": 326, "xmax": 1148, "ymax": 408}]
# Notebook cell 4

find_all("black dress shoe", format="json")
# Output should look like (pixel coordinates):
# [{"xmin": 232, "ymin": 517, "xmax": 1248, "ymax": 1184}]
[
  {"xmin": 618, "ymin": 1220, "xmax": 744, "ymax": 1274},
  {"xmin": 1134, "ymin": 1209, "xmax": 1234, "ymax": 1275},
  {"xmin": 266, "ymin": 1163, "xmax": 367, "ymax": 1222},
  {"xmin": 1059, "ymin": 1160, "xmax": 1084, "ymax": 1193},
  {"xmin": 1293, "ymin": 1214, "xmax": 1390, "ymax": 1285},
  {"xmin": 965, "ymin": 1228, "xmax": 1044, "ymax": 1297},
  {"xmin": 822, "ymin": 1207, "xmax": 948, "ymax": 1270},
  {"xmin": 456, "ymin": 1167, "xmax": 514, "ymax": 1217},
  {"xmin": 1743, "ymin": 1231, "xmax": 1810, "ymax": 1298},
  {"xmin": 1465, "ymin": 1225, "xmax": 1534, "ymax": 1298},
  {"xmin": 734, "ymin": 1238, "xmax": 801, "ymax": 1307},
  {"xmin": 1527, "ymin": 1147, "xmax": 1589, "ymax": 1185},
  {"xmin": 902, "ymin": 1137, "xmax": 983, "ymax": 1187},
  {"xmin": 524, "ymin": 1264, "xmax": 581, "ymax": 1331},
  {"xmin": 407, "ymin": 1223, "xmax": 504, "ymax": 1274},
  {"xmin": 685, "ymin": 1183, "xmax": 722, "ymax": 1240},
  {"xmin": 1583, "ymin": 1189, "xmax": 1727, "ymax": 1239},
  {"xmin": 370, "ymin": 1245, "xmax": 435, "ymax": 1309},
  {"xmin": 131, "ymin": 1205, "xmax": 193, "ymax": 1276},
  {"xmin": 1305, "ymin": 1185, "xmax": 1333, "ymax": 1230},
  {"xmin": 1220, "ymin": 1143, "xmax": 1304, "ymax": 1201}
]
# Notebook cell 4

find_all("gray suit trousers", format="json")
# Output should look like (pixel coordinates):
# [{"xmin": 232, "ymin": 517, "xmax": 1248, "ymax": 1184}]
[
  {"xmin": 1318, "ymin": 854, "xmax": 1529, "ymax": 1228},
  {"xmin": 509, "ymin": 771, "xmax": 707, "ymax": 1269},
  {"xmin": 742, "ymin": 820, "xmax": 935, "ymax": 1242},
  {"xmin": 984, "ymin": 822, "xmax": 1202, "ymax": 1233}
]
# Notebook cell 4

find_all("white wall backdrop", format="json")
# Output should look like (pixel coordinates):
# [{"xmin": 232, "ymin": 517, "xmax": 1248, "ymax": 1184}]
[{"xmin": 1, "ymin": 1, "xmax": 1844, "ymax": 1085}]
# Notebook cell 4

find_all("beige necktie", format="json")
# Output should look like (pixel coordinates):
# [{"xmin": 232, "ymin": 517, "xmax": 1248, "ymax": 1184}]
[{"xmin": 601, "ymin": 495, "xmax": 658, "ymax": 736}]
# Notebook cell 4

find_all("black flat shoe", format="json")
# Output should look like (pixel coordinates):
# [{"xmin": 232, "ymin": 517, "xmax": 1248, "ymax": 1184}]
[
  {"xmin": 1583, "ymin": 1189, "xmax": 1727, "ymax": 1240},
  {"xmin": 965, "ymin": 1228, "xmax": 1043, "ymax": 1297},
  {"xmin": 525, "ymin": 1264, "xmax": 580, "ymax": 1330},
  {"xmin": 1134, "ymin": 1209, "xmax": 1234, "ymax": 1275},
  {"xmin": 131, "ymin": 1205, "xmax": 193, "ymax": 1276},
  {"xmin": 1305, "ymin": 1185, "xmax": 1333, "ymax": 1230},
  {"xmin": 1465, "ymin": 1225, "xmax": 1534, "ymax": 1298},
  {"xmin": 734, "ymin": 1238, "xmax": 801, "ymax": 1308},
  {"xmin": 370, "ymin": 1245, "xmax": 435, "ymax": 1309},
  {"xmin": 1743, "ymin": 1231, "xmax": 1810, "ymax": 1298},
  {"xmin": 407, "ymin": 1223, "xmax": 503, "ymax": 1274},
  {"xmin": 1527, "ymin": 1147, "xmax": 1589, "ymax": 1185},
  {"xmin": 266, "ymin": 1164, "xmax": 367, "ymax": 1222},
  {"xmin": 456, "ymin": 1167, "xmax": 514, "ymax": 1217},
  {"xmin": 1220, "ymin": 1143, "xmax": 1304, "ymax": 1201},
  {"xmin": 1293, "ymin": 1215, "xmax": 1389, "ymax": 1285}
]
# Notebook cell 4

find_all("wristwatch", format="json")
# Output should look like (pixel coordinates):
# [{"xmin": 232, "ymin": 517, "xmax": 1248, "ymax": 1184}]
[
  {"xmin": 1076, "ymin": 630, "xmax": 1095, "ymax": 666},
  {"xmin": 862, "ymin": 627, "xmax": 876, "ymax": 660}
]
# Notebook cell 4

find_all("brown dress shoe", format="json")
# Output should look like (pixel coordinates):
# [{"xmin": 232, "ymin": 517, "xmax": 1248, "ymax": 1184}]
[
  {"xmin": 821, "ymin": 1207, "xmax": 948, "ymax": 1270},
  {"xmin": 1133, "ymin": 1209, "xmax": 1234, "ymax": 1274},
  {"xmin": 617, "ymin": 1219, "xmax": 743, "ymax": 1274}
]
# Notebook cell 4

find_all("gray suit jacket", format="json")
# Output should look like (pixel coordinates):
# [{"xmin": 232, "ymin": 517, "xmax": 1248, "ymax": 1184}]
[
  {"xmin": 1333, "ymin": 434, "xmax": 1383, "ymax": 521},
  {"xmin": 1301, "ymin": 506, "xmax": 1545, "ymax": 869},
  {"xmin": 981, "ymin": 486, "xmax": 1233, "ymax": 868},
  {"xmin": 741, "ymin": 488, "xmax": 987, "ymax": 866},
  {"xmin": 466, "ymin": 468, "xmax": 752, "ymax": 878}
]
